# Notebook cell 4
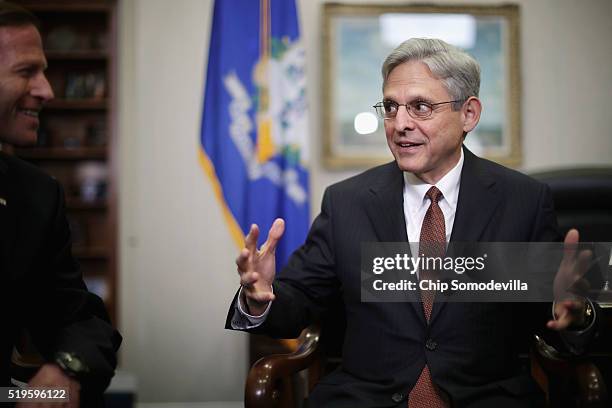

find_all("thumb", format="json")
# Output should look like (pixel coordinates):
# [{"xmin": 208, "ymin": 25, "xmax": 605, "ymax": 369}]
[{"xmin": 262, "ymin": 218, "xmax": 285, "ymax": 254}]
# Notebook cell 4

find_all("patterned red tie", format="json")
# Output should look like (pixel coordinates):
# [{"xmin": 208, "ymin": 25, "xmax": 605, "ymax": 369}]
[{"xmin": 408, "ymin": 186, "xmax": 448, "ymax": 408}]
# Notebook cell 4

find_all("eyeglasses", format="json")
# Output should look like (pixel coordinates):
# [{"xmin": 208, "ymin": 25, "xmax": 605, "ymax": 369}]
[{"xmin": 373, "ymin": 99, "xmax": 465, "ymax": 120}]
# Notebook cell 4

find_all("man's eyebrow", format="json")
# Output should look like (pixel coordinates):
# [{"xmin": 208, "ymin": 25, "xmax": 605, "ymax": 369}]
[
  {"xmin": 382, "ymin": 94, "xmax": 435, "ymax": 103},
  {"xmin": 410, "ymin": 95, "xmax": 435, "ymax": 103},
  {"xmin": 12, "ymin": 59, "xmax": 47, "ymax": 71}
]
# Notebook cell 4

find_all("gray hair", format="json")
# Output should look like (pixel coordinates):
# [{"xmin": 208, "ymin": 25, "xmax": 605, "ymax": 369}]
[{"xmin": 382, "ymin": 38, "xmax": 480, "ymax": 109}]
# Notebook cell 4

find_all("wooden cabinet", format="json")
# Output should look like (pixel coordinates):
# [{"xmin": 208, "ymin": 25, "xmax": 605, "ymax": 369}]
[{"xmin": 12, "ymin": 0, "xmax": 119, "ymax": 323}]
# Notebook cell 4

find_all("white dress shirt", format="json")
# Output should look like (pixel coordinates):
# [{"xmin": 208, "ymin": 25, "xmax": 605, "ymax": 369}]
[
  {"xmin": 404, "ymin": 149, "xmax": 463, "ymax": 246},
  {"xmin": 404, "ymin": 150, "xmax": 463, "ymax": 272}
]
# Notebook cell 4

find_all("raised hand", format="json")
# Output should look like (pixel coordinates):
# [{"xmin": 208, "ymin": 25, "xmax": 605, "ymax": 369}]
[
  {"xmin": 547, "ymin": 229, "xmax": 593, "ymax": 331},
  {"xmin": 235, "ymin": 218, "xmax": 285, "ymax": 316}
]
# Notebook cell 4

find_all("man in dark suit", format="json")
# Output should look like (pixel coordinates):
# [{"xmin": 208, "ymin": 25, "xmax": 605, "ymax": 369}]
[
  {"xmin": 227, "ymin": 38, "xmax": 595, "ymax": 407},
  {"xmin": 0, "ymin": 3, "xmax": 121, "ymax": 407}
]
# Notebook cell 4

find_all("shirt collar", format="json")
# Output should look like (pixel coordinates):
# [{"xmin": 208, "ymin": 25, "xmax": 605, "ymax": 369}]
[{"xmin": 403, "ymin": 148, "xmax": 464, "ymax": 208}]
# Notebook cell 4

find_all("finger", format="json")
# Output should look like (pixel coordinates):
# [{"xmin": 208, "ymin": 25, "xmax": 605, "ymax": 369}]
[
  {"xmin": 547, "ymin": 306, "xmax": 571, "ymax": 330},
  {"xmin": 559, "ymin": 250, "xmax": 593, "ymax": 296},
  {"xmin": 240, "ymin": 272, "xmax": 260, "ymax": 288},
  {"xmin": 547, "ymin": 318, "xmax": 569, "ymax": 331},
  {"xmin": 571, "ymin": 277, "xmax": 592, "ymax": 296},
  {"xmin": 561, "ymin": 228, "xmax": 580, "ymax": 262},
  {"xmin": 249, "ymin": 291, "xmax": 276, "ymax": 303},
  {"xmin": 558, "ymin": 299, "xmax": 582, "ymax": 312},
  {"xmin": 261, "ymin": 218, "xmax": 286, "ymax": 254},
  {"xmin": 548, "ymin": 300, "xmax": 582, "ymax": 330},
  {"xmin": 245, "ymin": 224, "xmax": 260, "ymax": 256},
  {"xmin": 235, "ymin": 248, "xmax": 250, "ymax": 273},
  {"xmin": 575, "ymin": 249, "xmax": 593, "ymax": 279},
  {"xmin": 564, "ymin": 228, "xmax": 579, "ymax": 246}
]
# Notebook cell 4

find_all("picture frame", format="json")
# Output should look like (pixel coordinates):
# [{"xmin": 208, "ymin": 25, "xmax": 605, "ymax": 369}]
[{"xmin": 322, "ymin": 3, "xmax": 521, "ymax": 168}]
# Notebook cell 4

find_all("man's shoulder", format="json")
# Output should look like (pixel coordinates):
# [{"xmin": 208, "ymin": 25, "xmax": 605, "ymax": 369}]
[
  {"xmin": 0, "ymin": 151, "xmax": 59, "ymax": 193},
  {"xmin": 469, "ymin": 151, "xmax": 547, "ymax": 193},
  {"xmin": 327, "ymin": 161, "xmax": 399, "ymax": 194}
]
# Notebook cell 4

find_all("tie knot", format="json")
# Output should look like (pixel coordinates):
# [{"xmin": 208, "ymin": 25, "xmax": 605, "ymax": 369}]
[{"xmin": 426, "ymin": 186, "xmax": 443, "ymax": 204}]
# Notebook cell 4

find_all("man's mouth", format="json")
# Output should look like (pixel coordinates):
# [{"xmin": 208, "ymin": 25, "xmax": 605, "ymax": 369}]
[
  {"xmin": 17, "ymin": 108, "xmax": 40, "ymax": 118},
  {"xmin": 397, "ymin": 141, "xmax": 424, "ymax": 148}
]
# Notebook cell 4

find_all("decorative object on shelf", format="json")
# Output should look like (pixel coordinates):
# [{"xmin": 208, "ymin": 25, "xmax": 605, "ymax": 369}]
[
  {"xmin": 46, "ymin": 26, "xmax": 78, "ymax": 51},
  {"xmin": 86, "ymin": 120, "xmax": 106, "ymax": 147},
  {"xmin": 75, "ymin": 161, "xmax": 107, "ymax": 202},
  {"xmin": 65, "ymin": 71, "xmax": 106, "ymax": 100},
  {"xmin": 90, "ymin": 31, "xmax": 107, "ymax": 51},
  {"xmin": 63, "ymin": 136, "xmax": 82, "ymax": 148}
]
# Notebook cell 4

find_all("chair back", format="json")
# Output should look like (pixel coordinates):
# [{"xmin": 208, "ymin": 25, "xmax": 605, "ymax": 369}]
[{"xmin": 531, "ymin": 167, "xmax": 612, "ymax": 241}]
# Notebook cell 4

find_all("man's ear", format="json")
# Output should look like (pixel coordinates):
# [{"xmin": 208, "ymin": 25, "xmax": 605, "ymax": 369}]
[{"xmin": 462, "ymin": 96, "xmax": 482, "ymax": 133}]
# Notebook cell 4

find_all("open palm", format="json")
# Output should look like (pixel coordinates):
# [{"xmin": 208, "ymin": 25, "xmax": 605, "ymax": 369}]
[{"xmin": 235, "ymin": 218, "xmax": 285, "ymax": 315}]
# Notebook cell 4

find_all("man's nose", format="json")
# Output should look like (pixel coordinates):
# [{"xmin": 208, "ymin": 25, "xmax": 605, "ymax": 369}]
[
  {"xmin": 393, "ymin": 105, "xmax": 416, "ymax": 132},
  {"xmin": 31, "ymin": 72, "xmax": 55, "ymax": 102}
]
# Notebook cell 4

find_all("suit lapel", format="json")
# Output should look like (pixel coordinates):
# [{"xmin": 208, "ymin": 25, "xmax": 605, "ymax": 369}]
[
  {"xmin": 429, "ymin": 146, "xmax": 501, "ymax": 324},
  {"xmin": 449, "ymin": 147, "xmax": 500, "ymax": 242},
  {"xmin": 363, "ymin": 162, "xmax": 427, "ymax": 324},
  {"xmin": 364, "ymin": 162, "xmax": 408, "ymax": 244}
]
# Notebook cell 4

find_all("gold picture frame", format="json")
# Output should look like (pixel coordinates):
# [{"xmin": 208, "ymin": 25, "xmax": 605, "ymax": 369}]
[{"xmin": 322, "ymin": 3, "xmax": 521, "ymax": 169}]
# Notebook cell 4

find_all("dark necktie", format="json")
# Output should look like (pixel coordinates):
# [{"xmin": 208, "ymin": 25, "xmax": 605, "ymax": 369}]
[{"xmin": 408, "ymin": 186, "xmax": 448, "ymax": 408}]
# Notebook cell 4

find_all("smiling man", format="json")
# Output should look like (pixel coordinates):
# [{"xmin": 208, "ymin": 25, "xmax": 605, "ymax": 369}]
[
  {"xmin": 227, "ymin": 38, "xmax": 596, "ymax": 407},
  {"xmin": 0, "ymin": 11, "xmax": 52, "ymax": 146},
  {"xmin": 0, "ymin": 3, "xmax": 121, "ymax": 407}
]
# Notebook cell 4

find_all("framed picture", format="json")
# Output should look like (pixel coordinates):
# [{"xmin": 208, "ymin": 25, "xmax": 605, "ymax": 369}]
[{"xmin": 322, "ymin": 3, "xmax": 521, "ymax": 168}]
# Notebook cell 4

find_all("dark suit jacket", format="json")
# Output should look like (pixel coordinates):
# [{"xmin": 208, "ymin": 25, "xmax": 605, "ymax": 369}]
[
  {"xmin": 0, "ymin": 152, "xmax": 121, "ymax": 402},
  {"xmin": 227, "ymin": 147, "xmax": 568, "ymax": 407}
]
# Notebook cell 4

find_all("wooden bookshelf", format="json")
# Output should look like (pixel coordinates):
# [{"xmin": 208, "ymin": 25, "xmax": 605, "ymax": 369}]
[
  {"xmin": 45, "ymin": 50, "xmax": 108, "ymax": 60},
  {"xmin": 13, "ymin": 0, "xmax": 119, "ymax": 324},
  {"xmin": 14, "ymin": 147, "xmax": 107, "ymax": 160},
  {"xmin": 66, "ymin": 198, "xmax": 107, "ymax": 210},
  {"xmin": 45, "ymin": 99, "xmax": 108, "ymax": 111},
  {"xmin": 15, "ymin": 1, "xmax": 111, "ymax": 13},
  {"xmin": 73, "ymin": 247, "xmax": 110, "ymax": 260}
]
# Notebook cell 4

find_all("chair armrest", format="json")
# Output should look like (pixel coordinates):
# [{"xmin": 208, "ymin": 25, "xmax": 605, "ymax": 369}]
[
  {"xmin": 531, "ymin": 335, "xmax": 608, "ymax": 407},
  {"xmin": 245, "ymin": 325, "xmax": 321, "ymax": 408}
]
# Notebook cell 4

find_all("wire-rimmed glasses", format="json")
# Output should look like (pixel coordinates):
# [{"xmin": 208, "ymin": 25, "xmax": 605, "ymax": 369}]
[{"xmin": 373, "ymin": 99, "xmax": 465, "ymax": 120}]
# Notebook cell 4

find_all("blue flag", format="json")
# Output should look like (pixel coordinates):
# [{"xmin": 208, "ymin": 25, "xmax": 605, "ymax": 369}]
[{"xmin": 200, "ymin": 0, "xmax": 309, "ymax": 268}]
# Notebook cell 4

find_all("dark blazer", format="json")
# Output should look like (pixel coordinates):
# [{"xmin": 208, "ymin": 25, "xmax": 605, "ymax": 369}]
[
  {"xmin": 0, "ymin": 152, "xmax": 121, "ymax": 401},
  {"xmin": 227, "ymin": 147, "xmax": 564, "ymax": 407}
]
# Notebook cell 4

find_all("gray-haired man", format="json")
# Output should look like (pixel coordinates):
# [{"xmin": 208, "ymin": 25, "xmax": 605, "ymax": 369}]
[{"xmin": 227, "ymin": 38, "xmax": 597, "ymax": 407}]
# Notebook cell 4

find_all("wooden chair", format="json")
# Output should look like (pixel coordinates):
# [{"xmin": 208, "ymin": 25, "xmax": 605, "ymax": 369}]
[
  {"xmin": 245, "ymin": 167, "xmax": 612, "ymax": 407},
  {"xmin": 245, "ymin": 168, "xmax": 612, "ymax": 408},
  {"xmin": 245, "ymin": 325, "xmax": 608, "ymax": 408}
]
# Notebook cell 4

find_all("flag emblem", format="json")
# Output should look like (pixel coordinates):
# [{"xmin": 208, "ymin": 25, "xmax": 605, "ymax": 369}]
[{"xmin": 200, "ymin": 0, "xmax": 309, "ymax": 267}]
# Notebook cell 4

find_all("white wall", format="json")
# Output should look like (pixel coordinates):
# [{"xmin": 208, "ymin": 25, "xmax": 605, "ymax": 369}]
[
  {"xmin": 118, "ymin": 0, "xmax": 246, "ymax": 402},
  {"xmin": 118, "ymin": 0, "xmax": 612, "ymax": 402}
]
